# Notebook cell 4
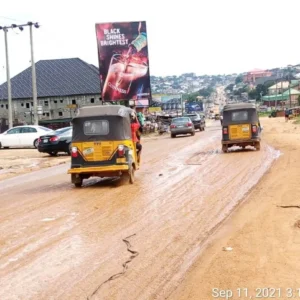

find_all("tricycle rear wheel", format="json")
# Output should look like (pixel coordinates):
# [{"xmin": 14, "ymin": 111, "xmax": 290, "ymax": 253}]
[
  {"xmin": 256, "ymin": 142, "xmax": 261, "ymax": 151},
  {"xmin": 222, "ymin": 145, "xmax": 228, "ymax": 153},
  {"xmin": 129, "ymin": 167, "xmax": 135, "ymax": 184},
  {"xmin": 72, "ymin": 174, "xmax": 83, "ymax": 188}
]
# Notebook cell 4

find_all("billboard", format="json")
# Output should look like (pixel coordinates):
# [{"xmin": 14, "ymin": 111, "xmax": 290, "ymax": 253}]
[
  {"xmin": 95, "ymin": 21, "xmax": 151, "ymax": 103},
  {"xmin": 151, "ymin": 94, "xmax": 182, "ymax": 111},
  {"xmin": 185, "ymin": 101, "xmax": 203, "ymax": 113}
]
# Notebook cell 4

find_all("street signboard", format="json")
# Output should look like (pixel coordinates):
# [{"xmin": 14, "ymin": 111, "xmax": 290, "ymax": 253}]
[
  {"xmin": 66, "ymin": 104, "xmax": 77, "ymax": 109},
  {"xmin": 37, "ymin": 105, "xmax": 43, "ymax": 115}
]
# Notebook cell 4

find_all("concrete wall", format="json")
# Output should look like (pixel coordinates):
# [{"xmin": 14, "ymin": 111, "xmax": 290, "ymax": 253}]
[{"xmin": 0, "ymin": 94, "xmax": 101, "ymax": 124}]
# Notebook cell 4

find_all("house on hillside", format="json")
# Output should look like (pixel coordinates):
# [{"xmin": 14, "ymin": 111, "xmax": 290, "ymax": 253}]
[
  {"xmin": 290, "ymin": 80, "xmax": 300, "ymax": 91},
  {"xmin": 262, "ymin": 88, "xmax": 300, "ymax": 107},
  {"xmin": 243, "ymin": 69, "xmax": 272, "ymax": 83},
  {"xmin": 0, "ymin": 58, "xmax": 101, "ymax": 126},
  {"xmin": 268, "ymin": 81, "xmax": 290, "ymax": 95}
]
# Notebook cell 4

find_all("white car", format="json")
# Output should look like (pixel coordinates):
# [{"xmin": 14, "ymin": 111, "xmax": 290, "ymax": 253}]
[{"xmin": 0, "ymin": 125, "xmax": 53, "ymax": 149}]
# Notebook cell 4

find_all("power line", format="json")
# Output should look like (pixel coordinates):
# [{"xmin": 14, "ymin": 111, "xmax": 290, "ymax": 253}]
[{"xmin": 0, "ymin": 16, "xmax": 25, "ymax": 23}]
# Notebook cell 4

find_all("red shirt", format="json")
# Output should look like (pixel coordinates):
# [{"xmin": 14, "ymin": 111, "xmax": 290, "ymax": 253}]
[{"xmin": 131, "ymin": 122, "xmax": 140, "ymax": 142}]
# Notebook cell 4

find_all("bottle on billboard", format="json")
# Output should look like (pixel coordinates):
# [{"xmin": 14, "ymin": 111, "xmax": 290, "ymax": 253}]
[{"xmin": 127, "ymin": 22, "xmax": 147, "ymax": 56}]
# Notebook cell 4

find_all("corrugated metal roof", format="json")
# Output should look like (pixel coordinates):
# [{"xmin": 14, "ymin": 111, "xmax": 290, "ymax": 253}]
[
  {"xmin": 262, "ymin": 94, "xmax": 287, "ymax": 101},
  {"xmin": 283, "ymin": 88, "xmax": 300, "ymax": 95},
  {"xmin": 0, "ymin": 58, "xmax": 100, "ymax": 100},
  {"xmin": 268, "ymin": 81, "xmax": 290, "ymax": 90}
]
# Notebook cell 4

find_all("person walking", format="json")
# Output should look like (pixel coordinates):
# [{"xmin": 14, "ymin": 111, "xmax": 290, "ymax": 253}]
[{"xmin": 285, "ymin": 108, "xmax": 289, "ymax": 122}]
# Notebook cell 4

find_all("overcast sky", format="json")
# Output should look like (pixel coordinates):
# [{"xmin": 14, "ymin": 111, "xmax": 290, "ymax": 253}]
[{"xmin": 0, "ymin": 0, "xmax": 299, "ymax": 84}]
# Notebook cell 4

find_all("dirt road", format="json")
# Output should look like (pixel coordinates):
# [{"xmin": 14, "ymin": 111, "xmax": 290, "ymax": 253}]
[
  {"xmin": 0, "ymin": 121, "xmax": 278, "ymax": 300},
  {"xmin": 170, "ymin": 117, "xmax": 300, "ymax": 300},
  {"xmin": 0, "ymin": 149, "xmax": 70, "ymax": 181}
]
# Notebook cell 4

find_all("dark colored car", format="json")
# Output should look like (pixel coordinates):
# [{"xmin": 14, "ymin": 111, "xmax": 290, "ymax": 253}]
[
  {"xmin": 184, "ymin": 113, "xmax": 205, "ymax": 131},
  {"xmin": 38, "ymin": 127, "xmax": 72, "ymax": 156},
  {"xmin": 170, "ymin": 117, "xmax": 195, "ymax": 138}
]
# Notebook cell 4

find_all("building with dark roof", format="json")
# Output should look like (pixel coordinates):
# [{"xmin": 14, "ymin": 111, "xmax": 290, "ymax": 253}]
[
  {"xmin": 254, "ymin": 75, "xmax": 277, "ymax": 86},
  {"xmin": 0, "ymin": 58, "xmax": 101, "ymax": 125}
]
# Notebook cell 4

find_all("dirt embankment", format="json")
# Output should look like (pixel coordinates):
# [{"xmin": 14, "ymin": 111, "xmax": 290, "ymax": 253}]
[
  {"xmin": 0, "ymin": 149, "xmax": 70, "ymax": 181},
  {"xmin": 170, "ymin": 117, "xmax": 300, "ymax": 300}
]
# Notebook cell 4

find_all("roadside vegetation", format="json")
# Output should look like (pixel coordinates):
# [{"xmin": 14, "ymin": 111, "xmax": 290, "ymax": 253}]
[{"xmin": 293, "ymin": 116, "xmax": 300, "ymax": 124}]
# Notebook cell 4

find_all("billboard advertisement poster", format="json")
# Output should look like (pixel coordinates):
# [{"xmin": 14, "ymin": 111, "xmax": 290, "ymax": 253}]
[
  {"xmin": 151, "ymin": 94, "xmax": 182, "ymax": 111},
  {"xmin": 149, "ymin": 107, "xmax": 162, "ymax": 112},
  {"xmin": 95, "ymin": 21, "xmax": 151, "ymax": 102},
  {"xmin": 185, "ymin": 101, "xmax": 203, "ymax": 113}
]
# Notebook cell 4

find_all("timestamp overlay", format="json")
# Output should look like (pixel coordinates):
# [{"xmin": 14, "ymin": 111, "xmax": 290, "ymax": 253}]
[{"xmin": 212, "ymin": 287, "xmax": 300, "ymax": 299}]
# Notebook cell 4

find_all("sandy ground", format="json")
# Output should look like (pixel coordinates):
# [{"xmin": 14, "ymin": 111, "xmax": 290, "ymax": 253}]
[
  {"xmin": 170, "ymin": 117, "xmax": 300, "ymax": 300},
  {"xmin": 0, "ymin": 149, "xmax": 70, "ymax": 181},
  {"xmin": 0, "ymin": 120, "xmax": 280, "ymax": 300}
]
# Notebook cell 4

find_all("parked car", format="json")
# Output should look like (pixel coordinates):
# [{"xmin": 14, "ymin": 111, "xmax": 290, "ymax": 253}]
[
  {"xmin": 37, "ymin": 127, "xmax": 72, "ymax": 156},
  {"xmin": 0, "ymin": 125, "xmax": 52, "ymax": 149},
  {"xmin": 55, "ymin": 126, "xmax": 72, "ymax": 135},
  {"xmin": 183, "ymin": 113, "xmax": 205, "ymax": 131},
  {"xmin": 170, "ymin": 117, "xmax": 195, "ymax": 138}
]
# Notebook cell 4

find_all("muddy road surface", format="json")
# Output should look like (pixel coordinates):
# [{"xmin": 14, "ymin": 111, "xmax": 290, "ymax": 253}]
[{"xmin": 0, "ymin": 122, "xmax": 279, "ymax": 300}]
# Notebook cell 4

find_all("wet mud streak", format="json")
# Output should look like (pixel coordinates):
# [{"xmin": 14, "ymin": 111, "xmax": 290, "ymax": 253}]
[
  {"xmin": 87, "ymin": 234, "xmax": 139, "ymax": 300},
  {"xmin": 277, "ymin": 205, "xmax": 300, "ymax": 209}
]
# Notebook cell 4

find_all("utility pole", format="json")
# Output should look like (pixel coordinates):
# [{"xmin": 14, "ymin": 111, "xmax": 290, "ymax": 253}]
[
  {"xmin": 288, "ymin": 67, "xmax": 292, "ymax": 108},
  {"xmin": 3, "ymin": 27, "xmax": 13, "ymax": 128},
  {"xmin": 181, "ymin": 94, "xmax": 183, "ymax": 115},
  {"xmin": 275, "ymin": 71, "xmax": 278, "ymax": 110},
  {"xmin": 0, "ymin": 22, "xmax": 39, "ymax": 127},
  {"xmin": 28, "ymin": 22, "xmax": 38, "ymax": 125}
]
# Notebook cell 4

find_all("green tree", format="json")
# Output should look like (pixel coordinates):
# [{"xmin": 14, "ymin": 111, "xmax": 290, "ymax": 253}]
[
  {"xmin": 256, "ymin": 84, "xmax": 268, "ymax": 97},
  {"xmin": 248, "ymin": 89, "xmax": 257, "ymax": 100},
  {"xmin": 235, "ymin": 75, "xmax": 243, "ymax": 85},
  {"xmin": 199, "ymin": 87, "xmax": 214, "ymax": 97},
  {"xmin": 225, "ymin": 84, "xmax": 234, "ymax": 92},
  {"xmin": 233, "ymin": 86, "xmax": 248, "ymax": 96},
  {"xmin": 265, "ymin": 80, "xmax": 276, "ymax": 89},
  {"xmin": 183, "ymin": 91, "xmax": 200, "ymax": 102}
]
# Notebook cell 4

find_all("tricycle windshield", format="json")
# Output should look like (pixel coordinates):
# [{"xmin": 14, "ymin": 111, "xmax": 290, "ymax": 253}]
[{"xmin": 231, "ymin": 111, "xmax": 249, "ymax": 122}]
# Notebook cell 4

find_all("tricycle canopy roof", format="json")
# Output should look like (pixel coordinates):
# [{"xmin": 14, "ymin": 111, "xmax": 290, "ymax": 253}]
[
  {"xmin": 72, "ymin": 105, "xmax": 134, "ymax": 141},
  {"xmin": 74, "ymin": 105, "xmax": 133, "ymax": 119},
  {"xmin": 222, "ymin": 103, "xmax": 257, "ymax": 112}
]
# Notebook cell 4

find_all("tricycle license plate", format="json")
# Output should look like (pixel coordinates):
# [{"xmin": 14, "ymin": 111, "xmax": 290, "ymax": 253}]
[
  {"xmin": 83, "ymin": 148, "xmax": 94, "ymax": 155},
  {"xmin": 242, "ymin": 127, "xmax": 249, "ymax": 132}
]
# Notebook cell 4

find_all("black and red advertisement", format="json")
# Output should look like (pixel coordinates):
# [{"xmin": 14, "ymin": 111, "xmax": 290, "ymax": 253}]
[{"xmin": 96, "ymin": 21, "xmax": 151, "ymax": 106}]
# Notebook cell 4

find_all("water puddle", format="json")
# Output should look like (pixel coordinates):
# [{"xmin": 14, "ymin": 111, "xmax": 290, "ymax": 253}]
[{"xmin": 41, "ymin": 218, "xmax": 56, "ymax": 222}]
